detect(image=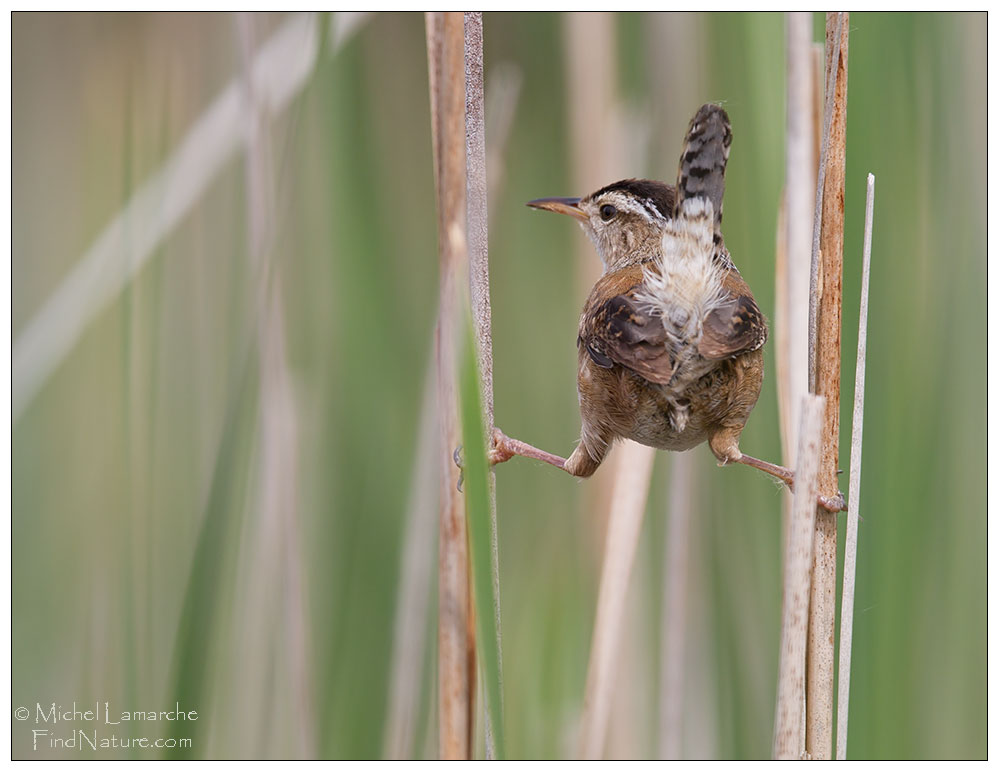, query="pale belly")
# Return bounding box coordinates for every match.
[625,395,710,452]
